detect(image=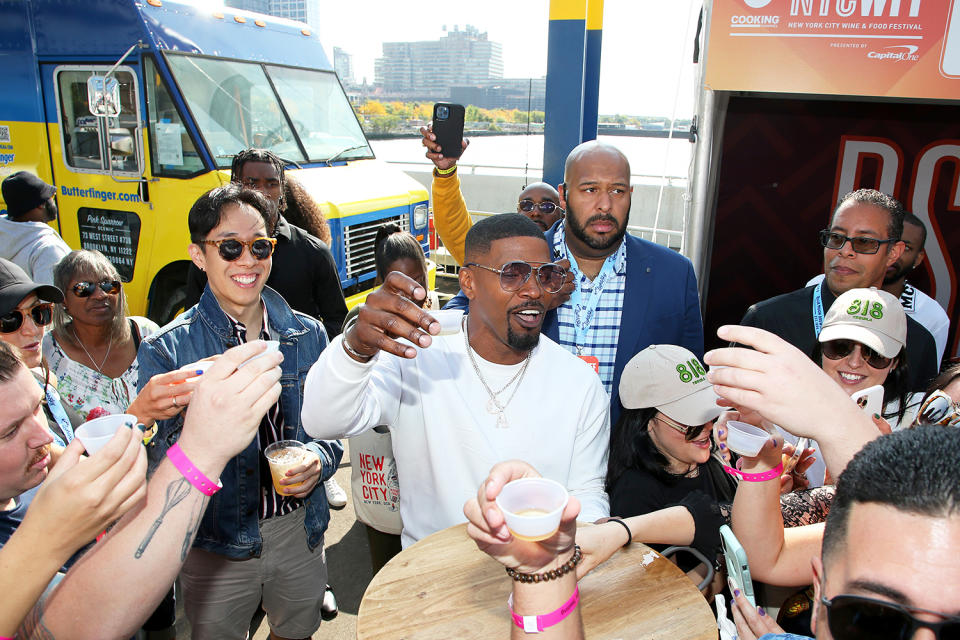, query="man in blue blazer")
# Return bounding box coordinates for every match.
[446,141,703,428]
